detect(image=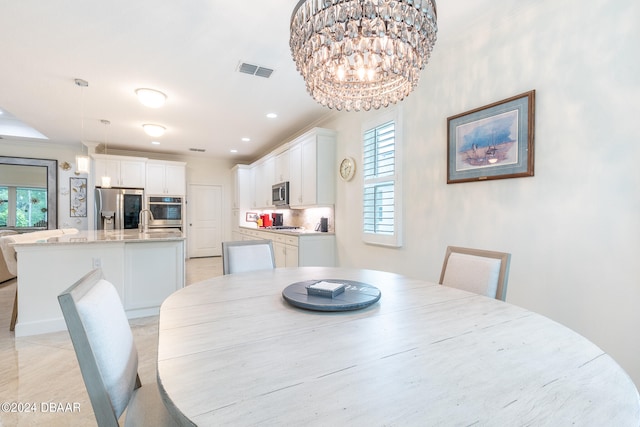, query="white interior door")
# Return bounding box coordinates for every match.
[187,184,222,258]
